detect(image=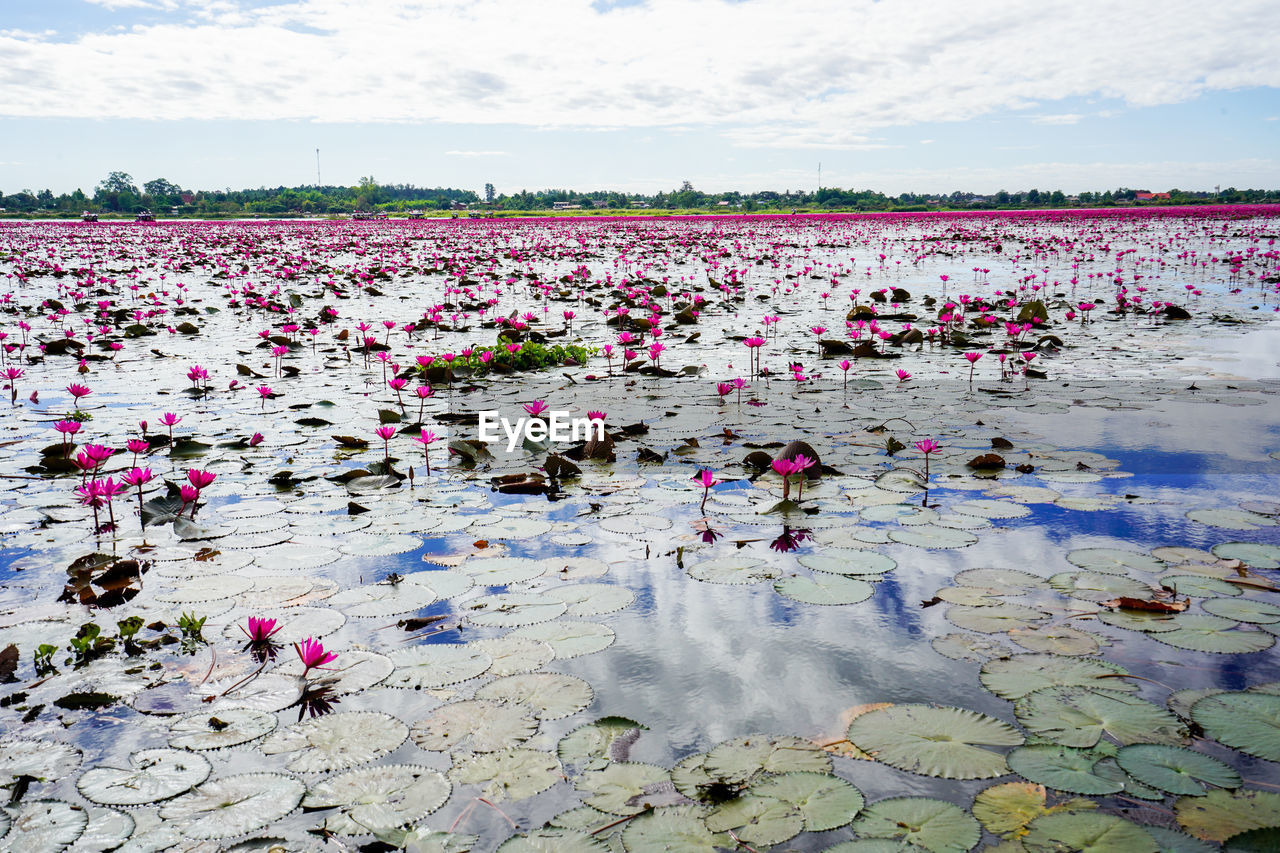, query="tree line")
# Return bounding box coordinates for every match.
[3,172,1278,216]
